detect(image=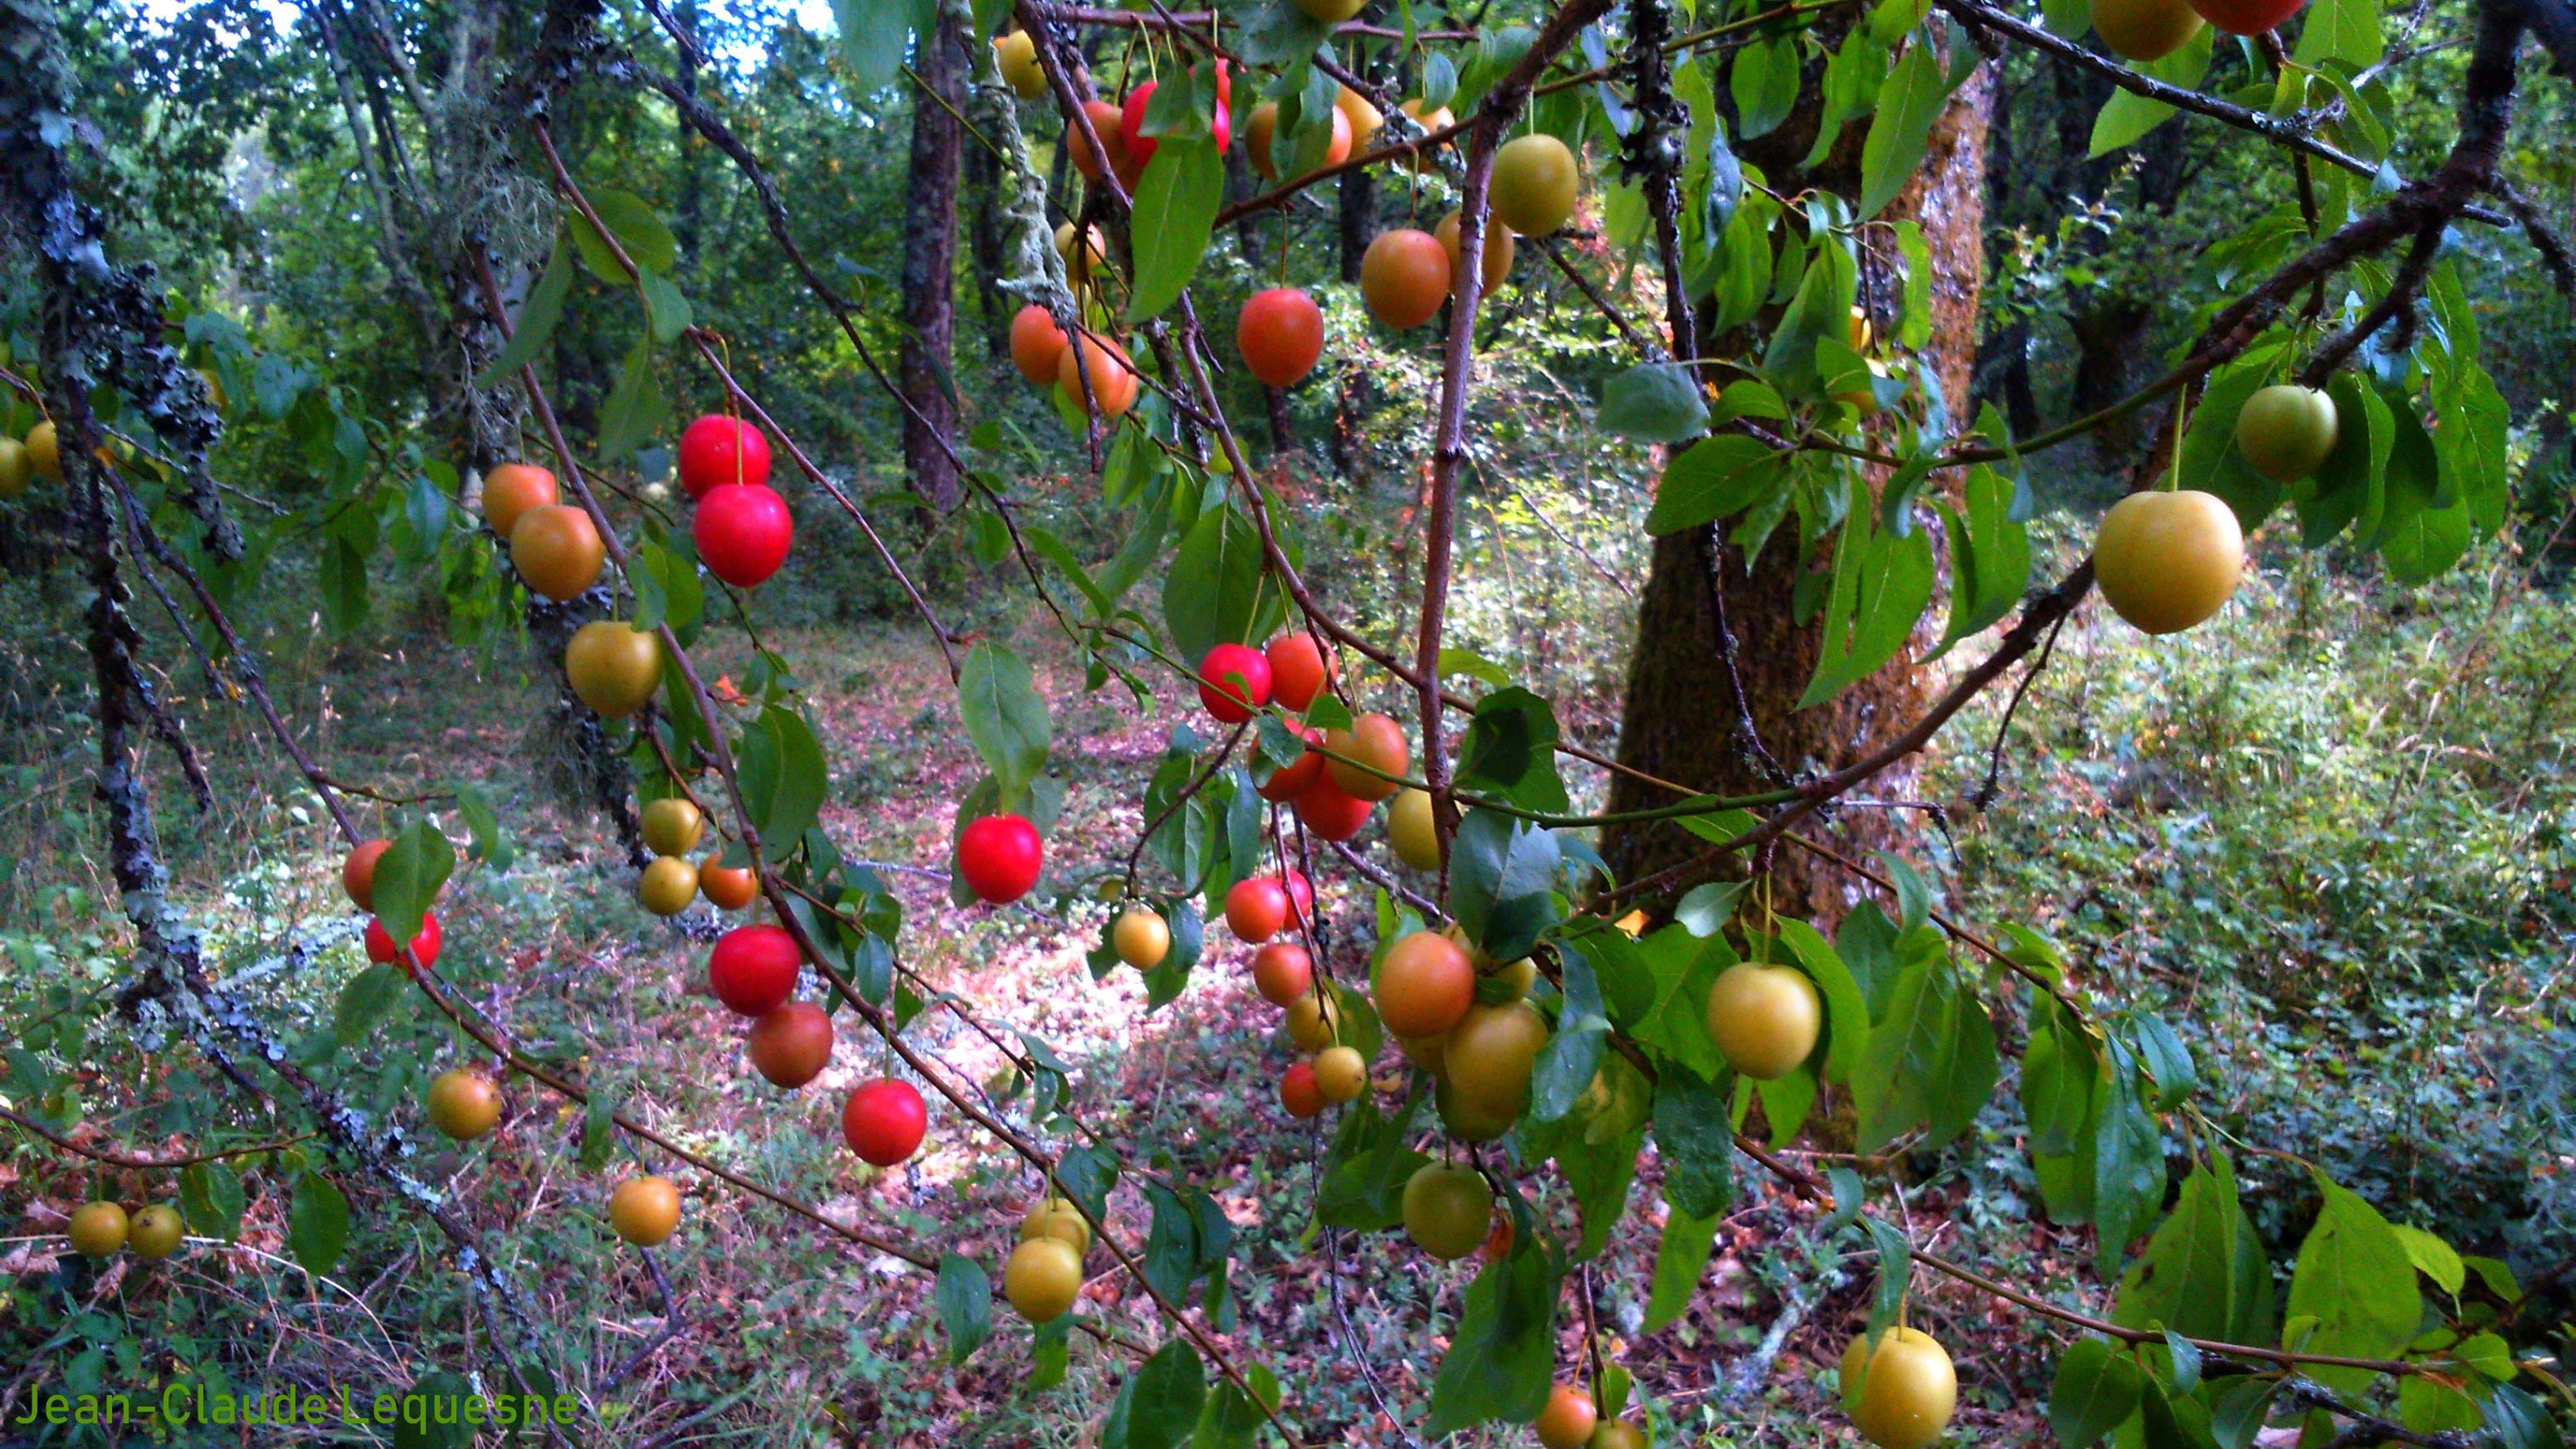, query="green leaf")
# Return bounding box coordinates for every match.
[2285,1171,2423,1393]
[1648,434,1789,535]
[1778,920,1871,1084]
[1126,139,1226,323]
[1650,1066,1736,1217]
[1861,1215,1911,1332]
[934,1254,993,1365]
[1030,1318,1073,1388]
[1102,1340,1208,1449]
[1598,363,1710,443]
[287,1174,350,1276]
[2208,1376,2280,1449]
[1933,463,2030,655]
[1762,240,1860,400]
[598,331,669,463]
[1852,941,1993,1150]
[2088,27,2212,156]
[334,963,407,1045]
[1426,1239,1559,1432]
[2128,1015,2196,1112]
[1675,881,1750,937]
[638,268,693,344]
[451,781,513,871]
[2137,1375,2219,1449]
[630,539,705,638]
[1454,688,1570,813]
[2049,1338,2144,1447]
[2481,1384,2569,1449]
[2434,360,2511,534]
[957,642,1052,798]
[1446,810,1563,964]
[1798,473,1937,708]
[473,234,573,388]
[1142,1182,1203,1303]
[1192,1373,1272,1449]
[2092,1041,2167,1276]
[568,189,679,281]
[578,1090,616,1169]
[1162,505,1273,664]
[1237,0,1335,65]
[178,1161,246,1240]
[2390,1223,2465,1295]
[391,1373,475,1449]
[735,707,829,862]
[371,820,454,944]
[1731,36,1802,139]
[1053,1144,1120,1223]
[1319,1090,1432,1231]
[1858,41,1963,218]
[831,0,926,91]
[2114,1159,2273,1347]
[2293,0,2382,66]
[1529,939,1610,1124]
[1644,1208,1722,1330]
